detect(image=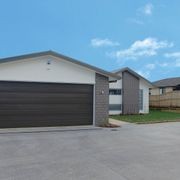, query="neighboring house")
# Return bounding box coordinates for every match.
[150,77,180,95]
[109,67,153,115]
[0,51,119,128]
[150,77,180,108]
